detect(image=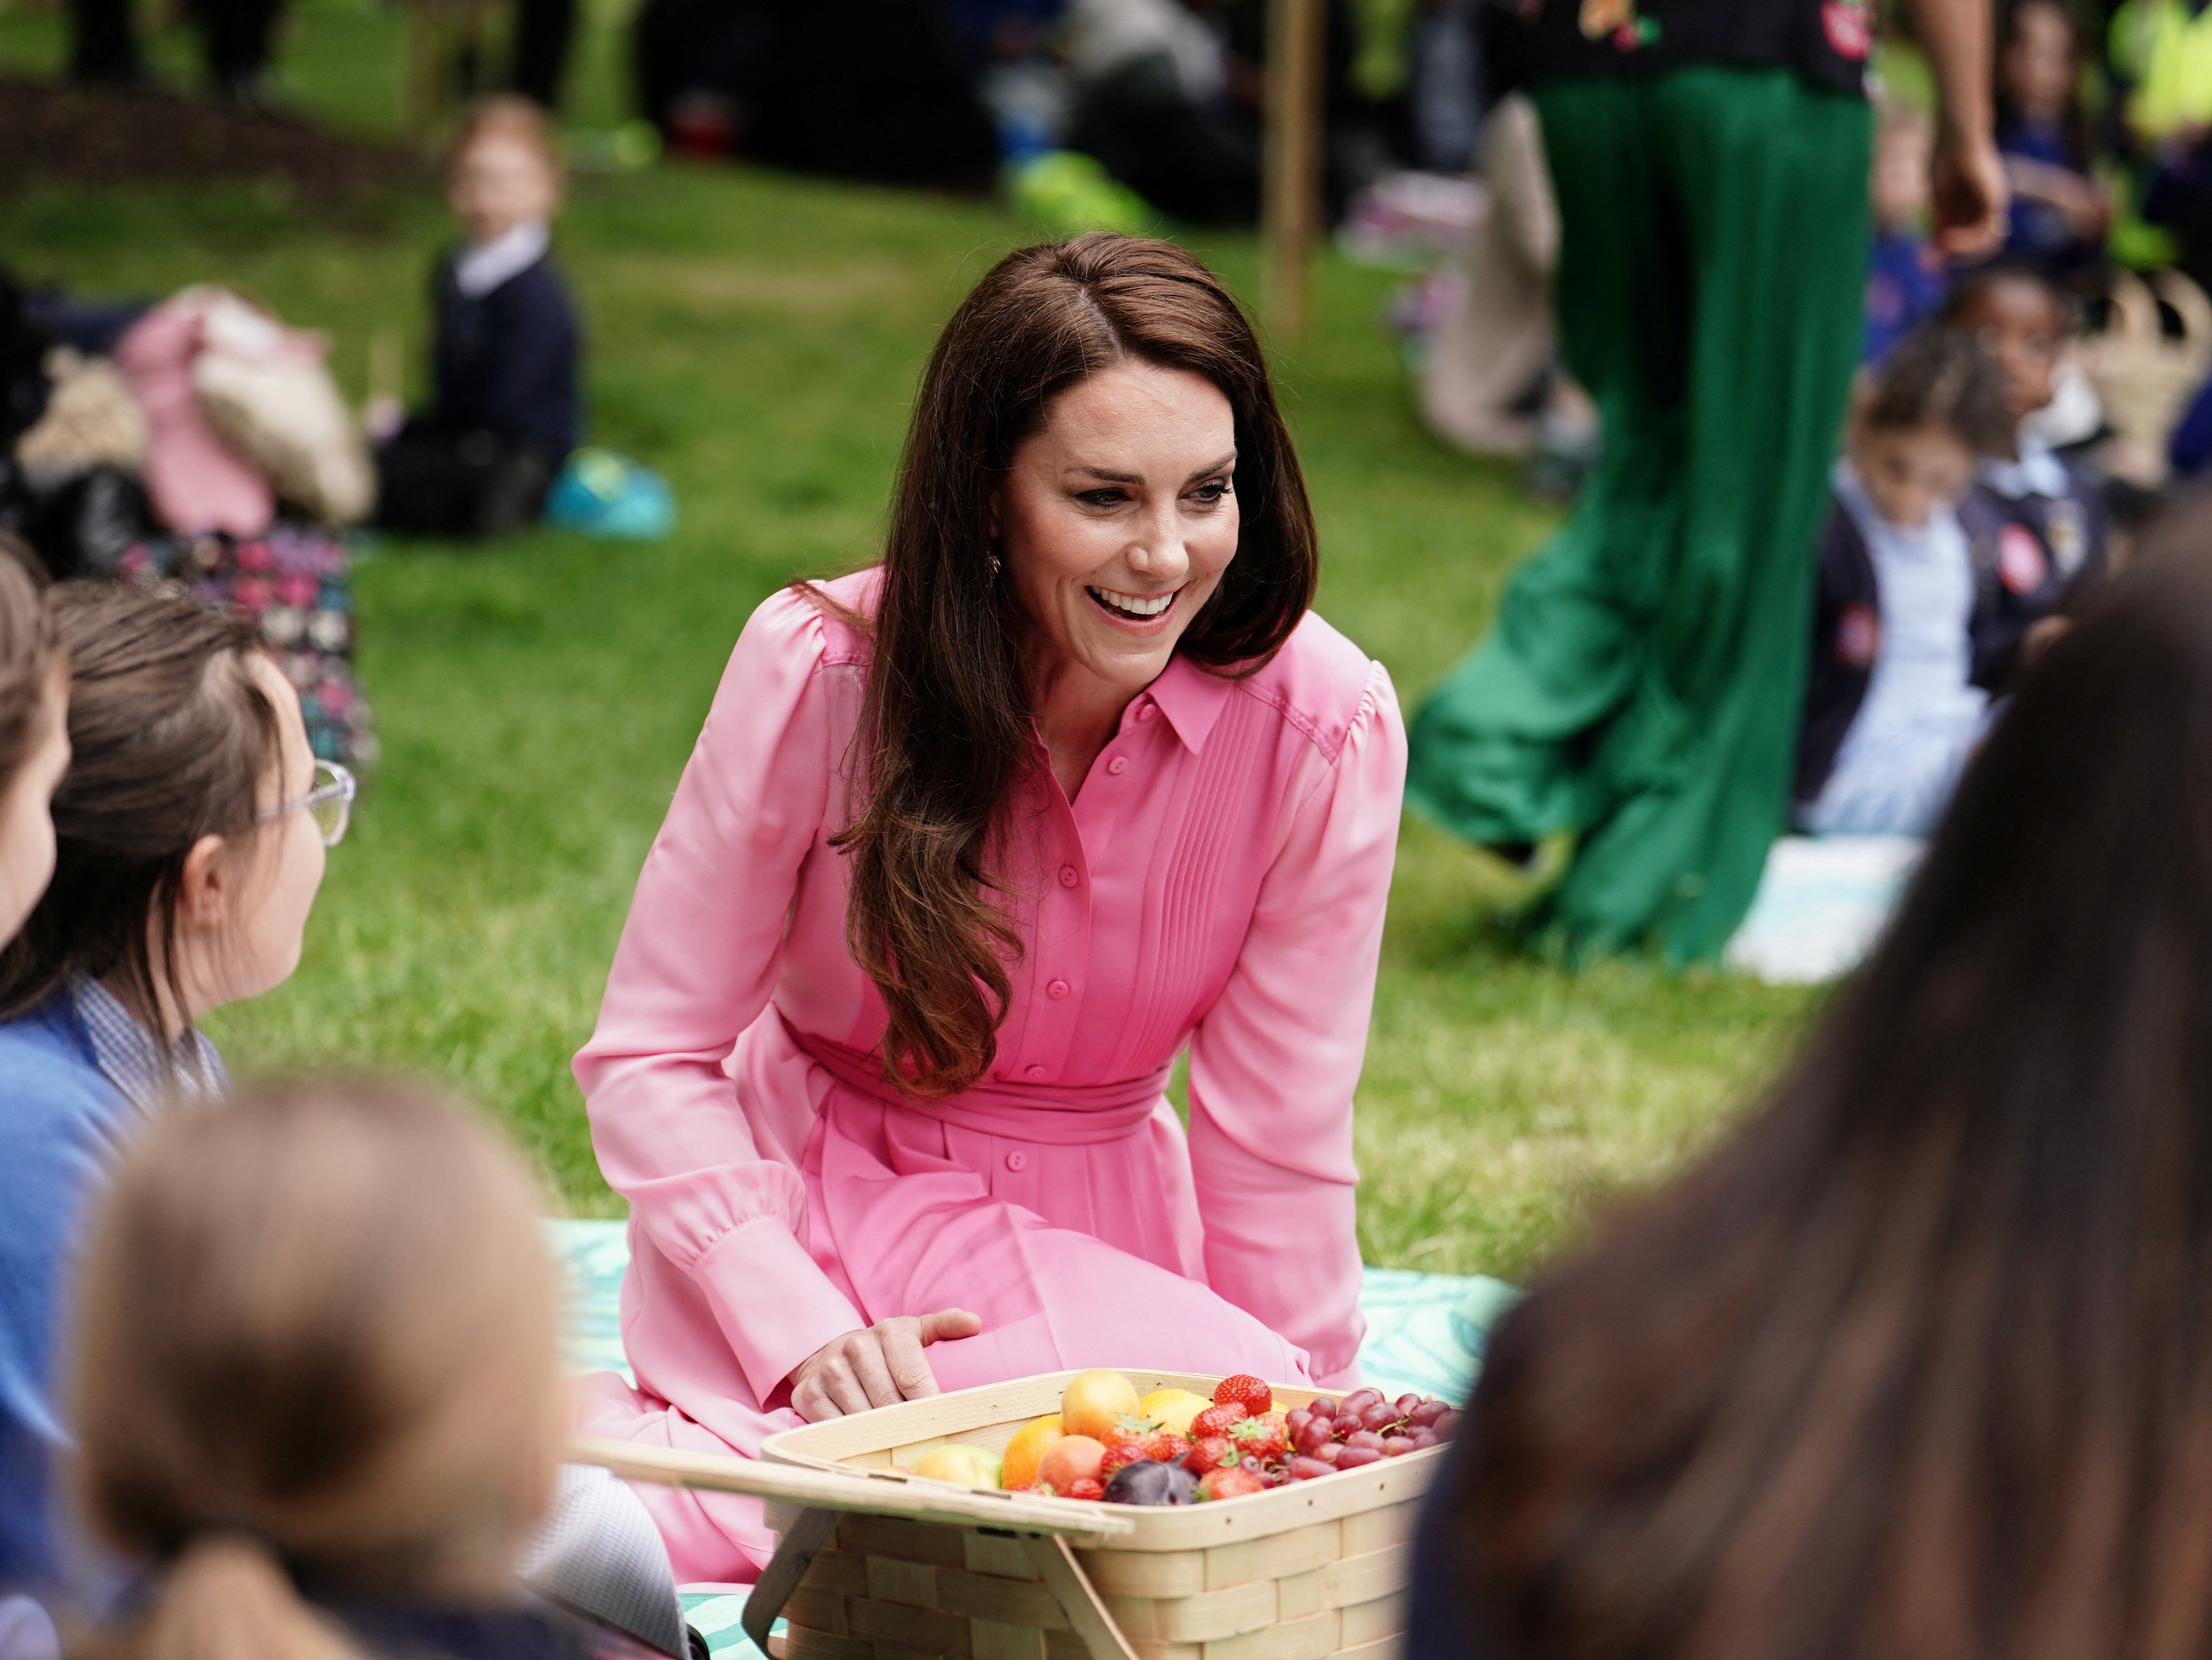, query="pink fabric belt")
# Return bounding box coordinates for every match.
[782,1016,1171,1146]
